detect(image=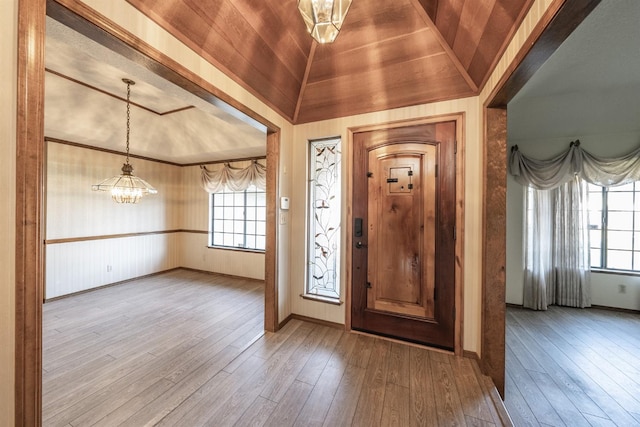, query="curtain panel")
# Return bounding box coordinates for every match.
[509,140,640,310]
[523,179,591,310]
[200,160,266,193]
